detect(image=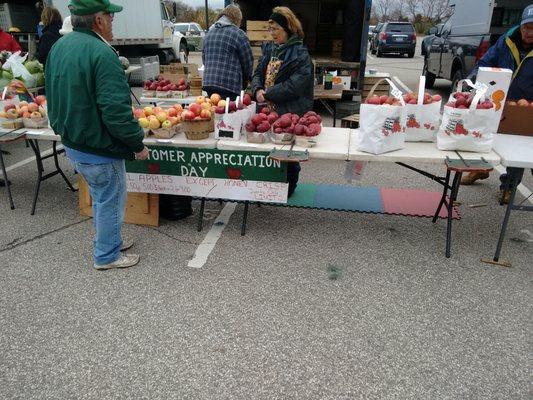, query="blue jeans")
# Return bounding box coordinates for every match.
[69,158,127,265]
